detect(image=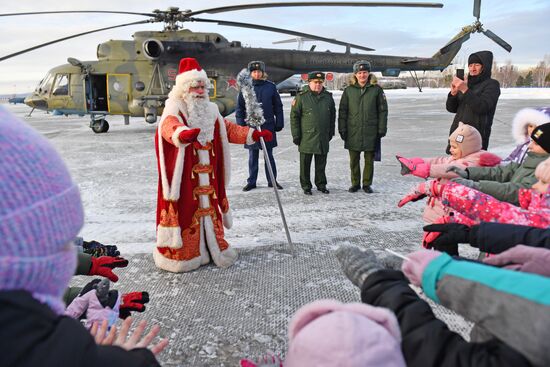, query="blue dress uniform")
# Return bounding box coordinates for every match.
[236,61,284,190]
